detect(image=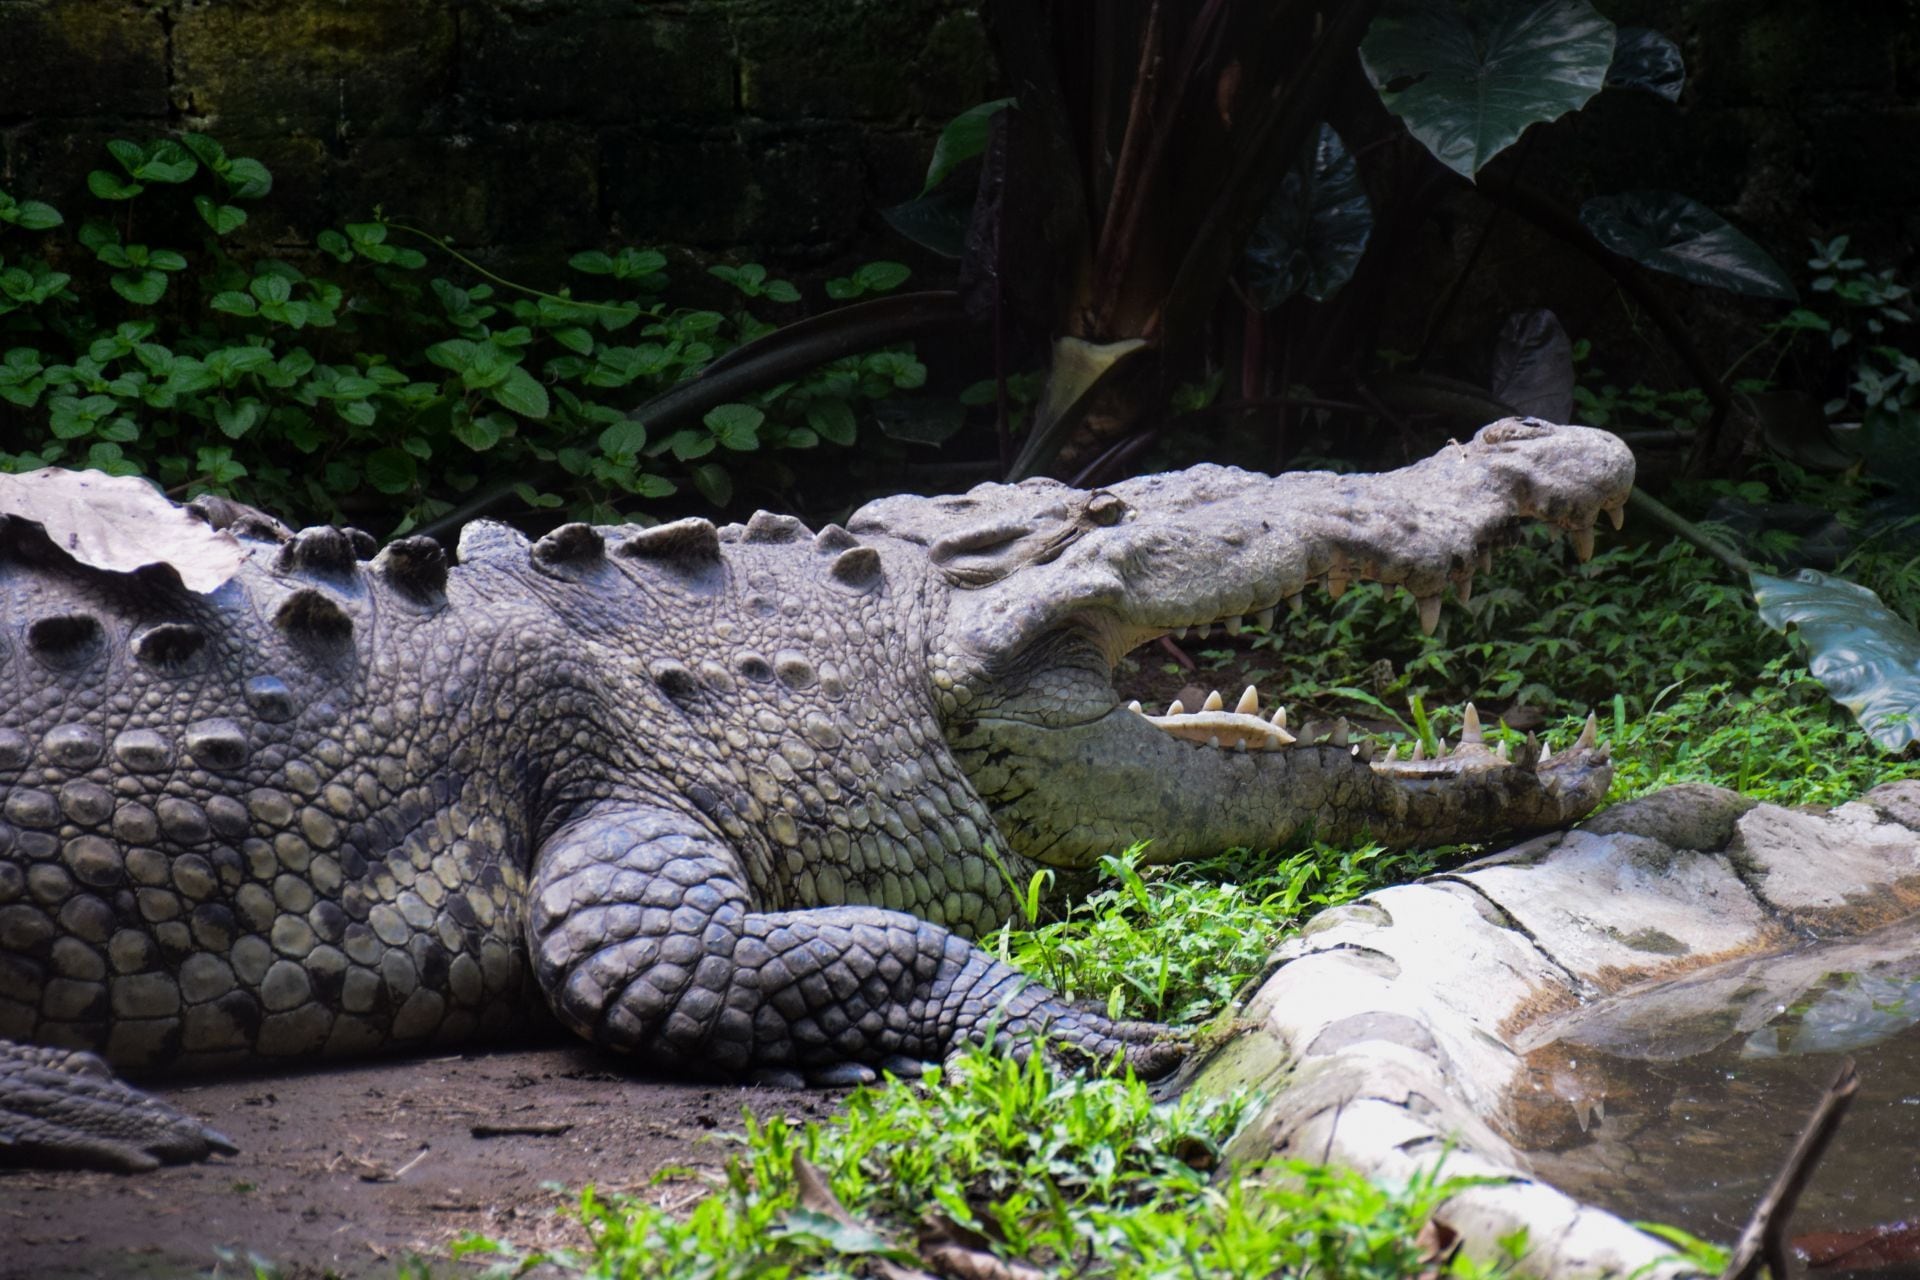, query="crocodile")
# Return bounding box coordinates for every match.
[0,418,1632,1170]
